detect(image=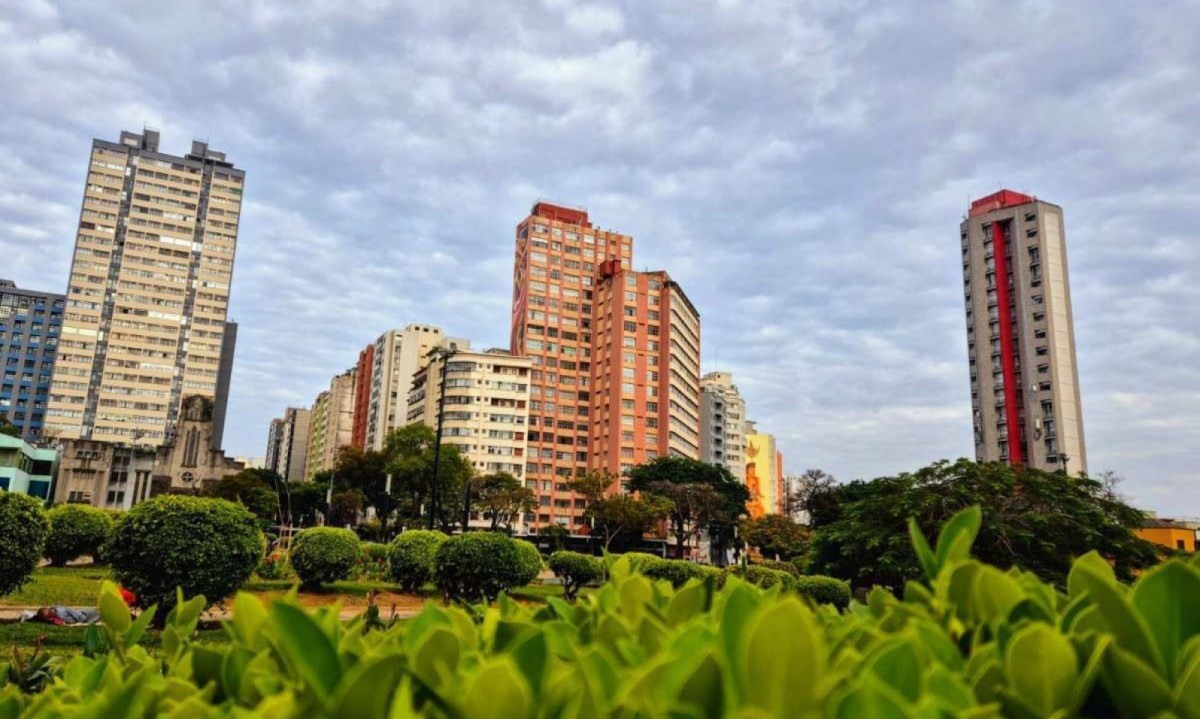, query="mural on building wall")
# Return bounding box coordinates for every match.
[745,434,778,518]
